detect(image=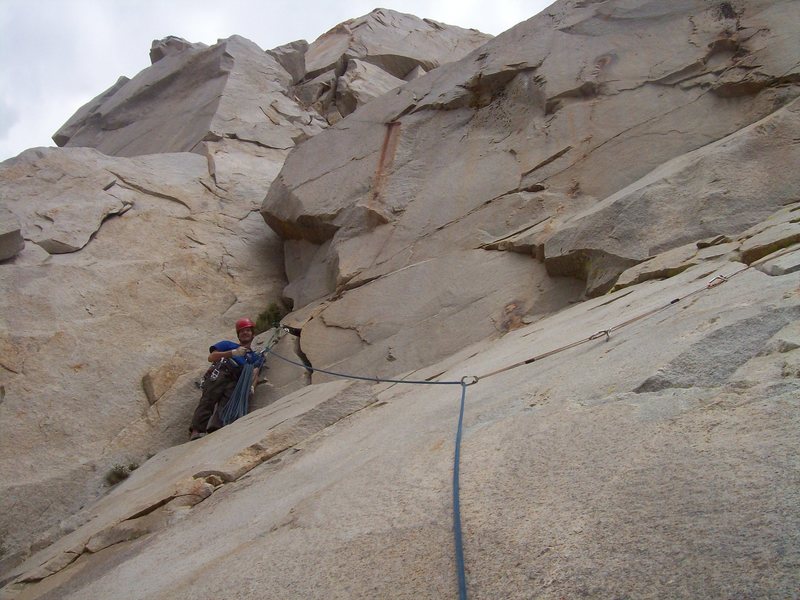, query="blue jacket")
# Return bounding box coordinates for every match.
[210,340,265,368]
